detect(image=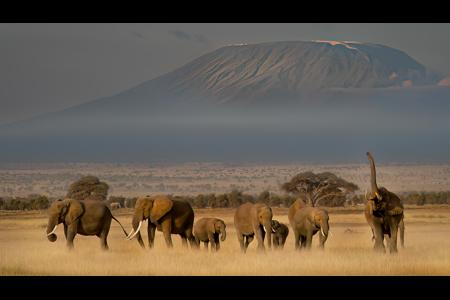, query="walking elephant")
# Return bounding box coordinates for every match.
[271,220,289,249]
[234,202,275,252]
[194,218,226,252]
[45,199,128,251]
[290,204,330,250]
[110,202,122,210]
[125,195,196,249]
[365,152,404,253]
